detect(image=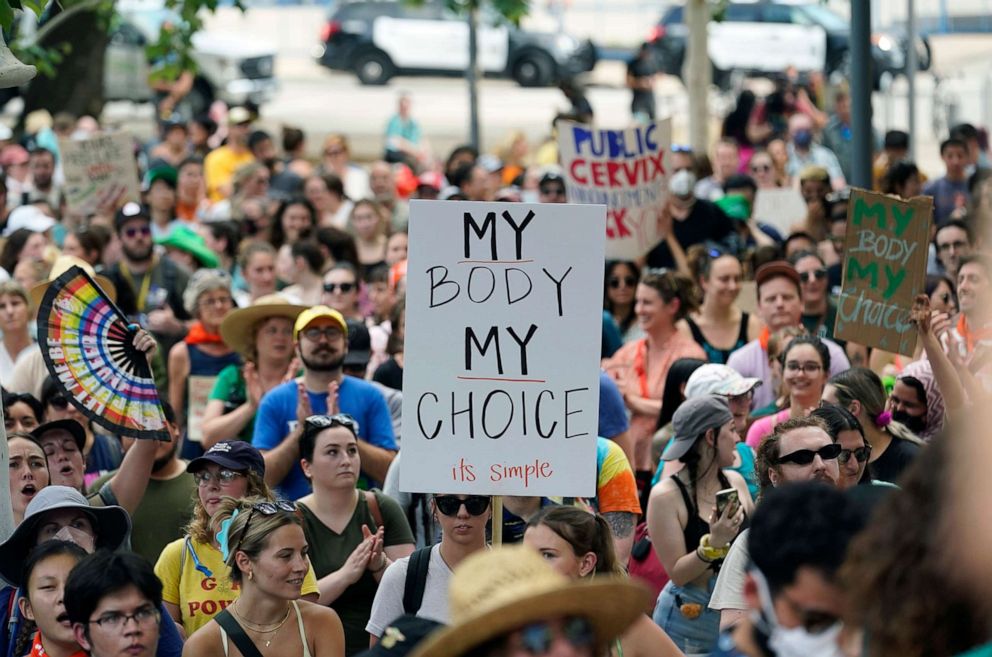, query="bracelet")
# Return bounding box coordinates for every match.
[699,534,730,561]
[695,546,713,563]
